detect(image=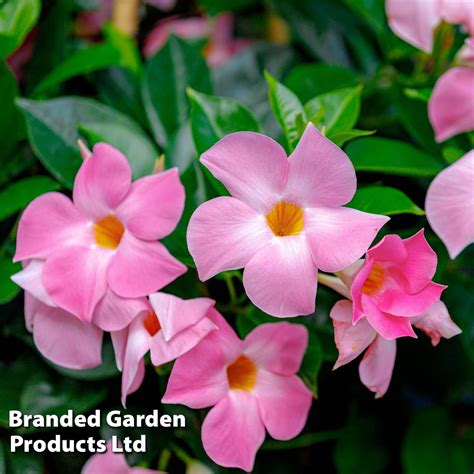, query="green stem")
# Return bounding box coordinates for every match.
[158,448,172,471]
